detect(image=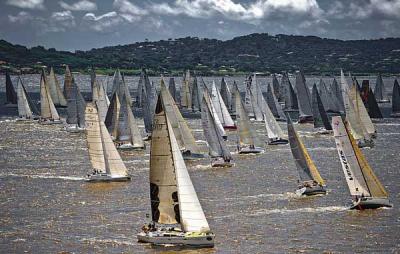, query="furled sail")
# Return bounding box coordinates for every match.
[47,67,67,107]
[311,84,332,130]
[201,96,231,160]
[17,77,33,119]
[220,78,232,111]
[85,103,128,177]
[66,82,86,127]
[40,70,60,121]
[374,74,388,102]
[392,79,400,115]
[63,65,74,99]
[332,116,388,198]
[210,81,235,128]
[235,90,256,147]
[287,115,325,185]
[169,77,177,102]
[5,71,17,104]
[295,71,313,121]
[160,79,201,155]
